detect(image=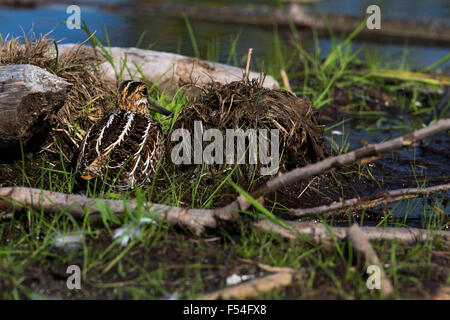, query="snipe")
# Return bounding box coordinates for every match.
[75,80,172,190]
